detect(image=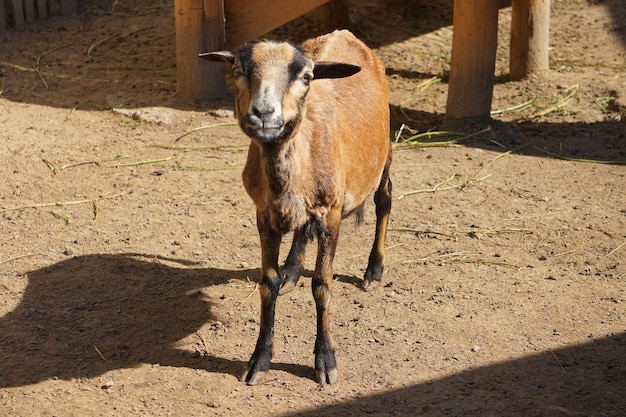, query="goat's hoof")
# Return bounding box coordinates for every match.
[315,367,338,386]
[278,280,296,295]
[361,278,381,292]
[314,347,338,385]
[240,367,266,386]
